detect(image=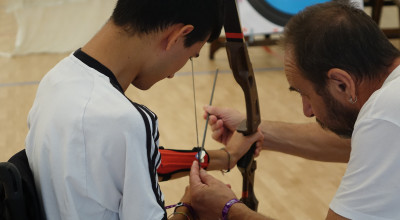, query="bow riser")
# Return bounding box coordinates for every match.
[226,42,261,135]
[224,0,261,212]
